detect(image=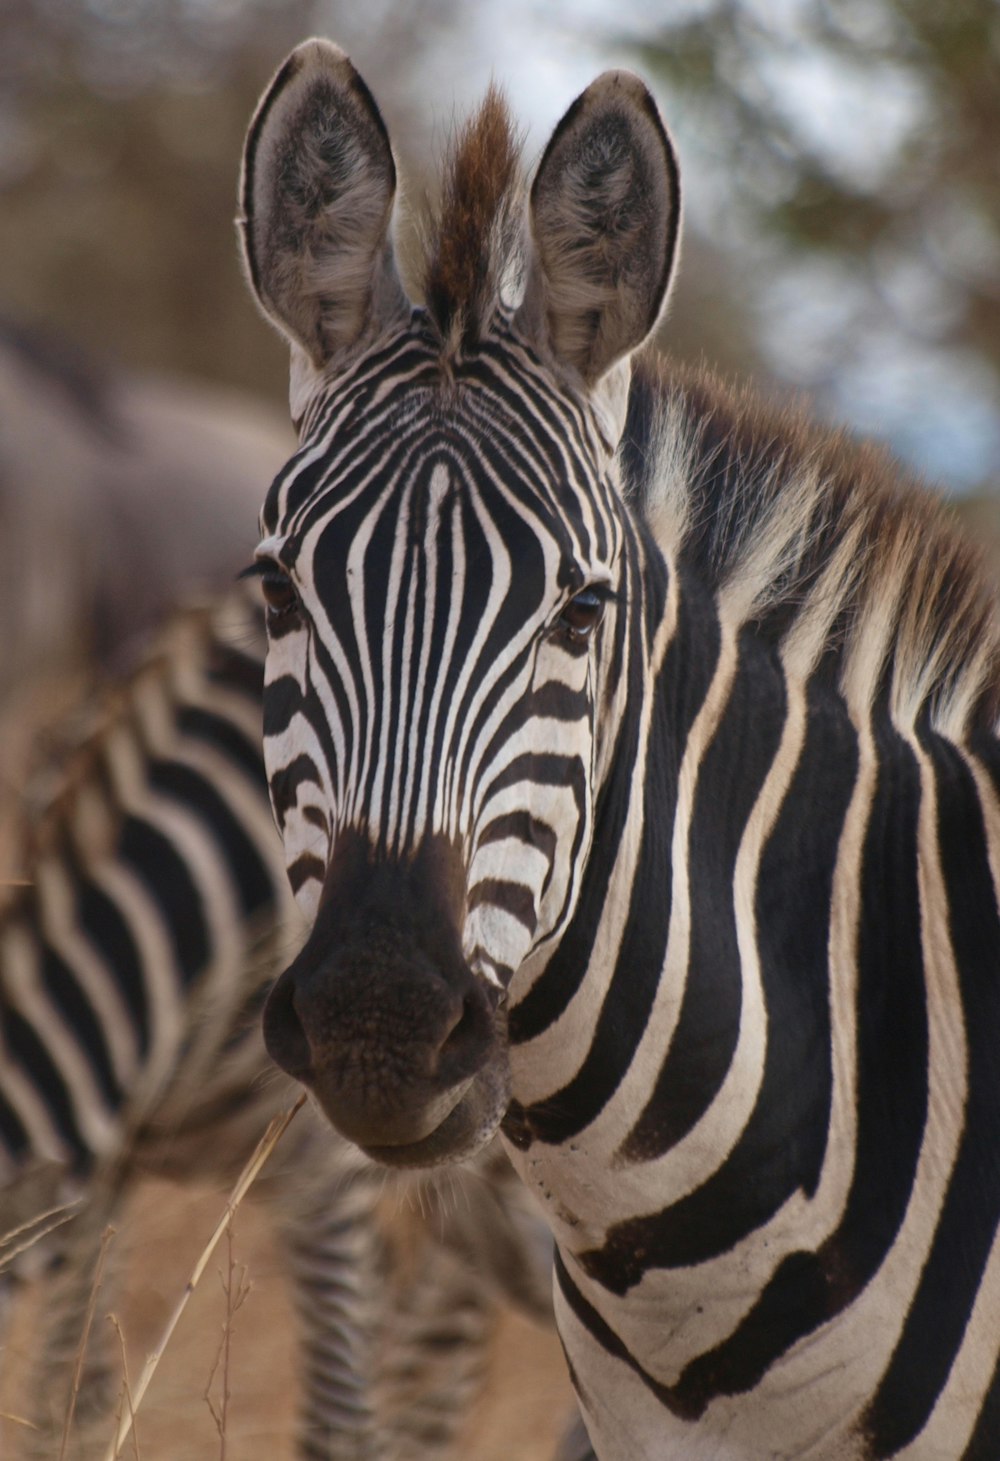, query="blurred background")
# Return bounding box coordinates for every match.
[0,4,998,1455]
[2,0,999,495]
